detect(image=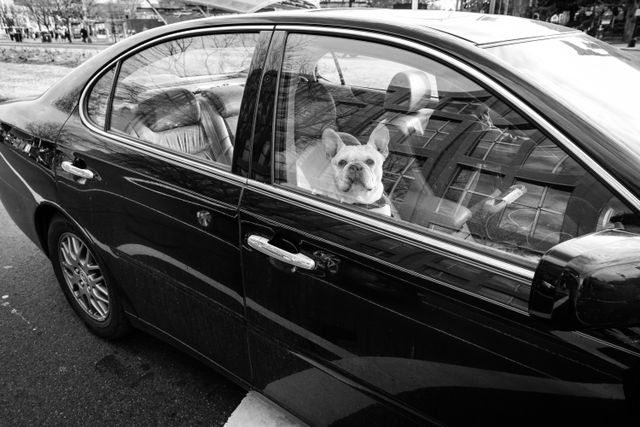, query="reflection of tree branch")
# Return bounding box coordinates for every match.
[54,86,82,114]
